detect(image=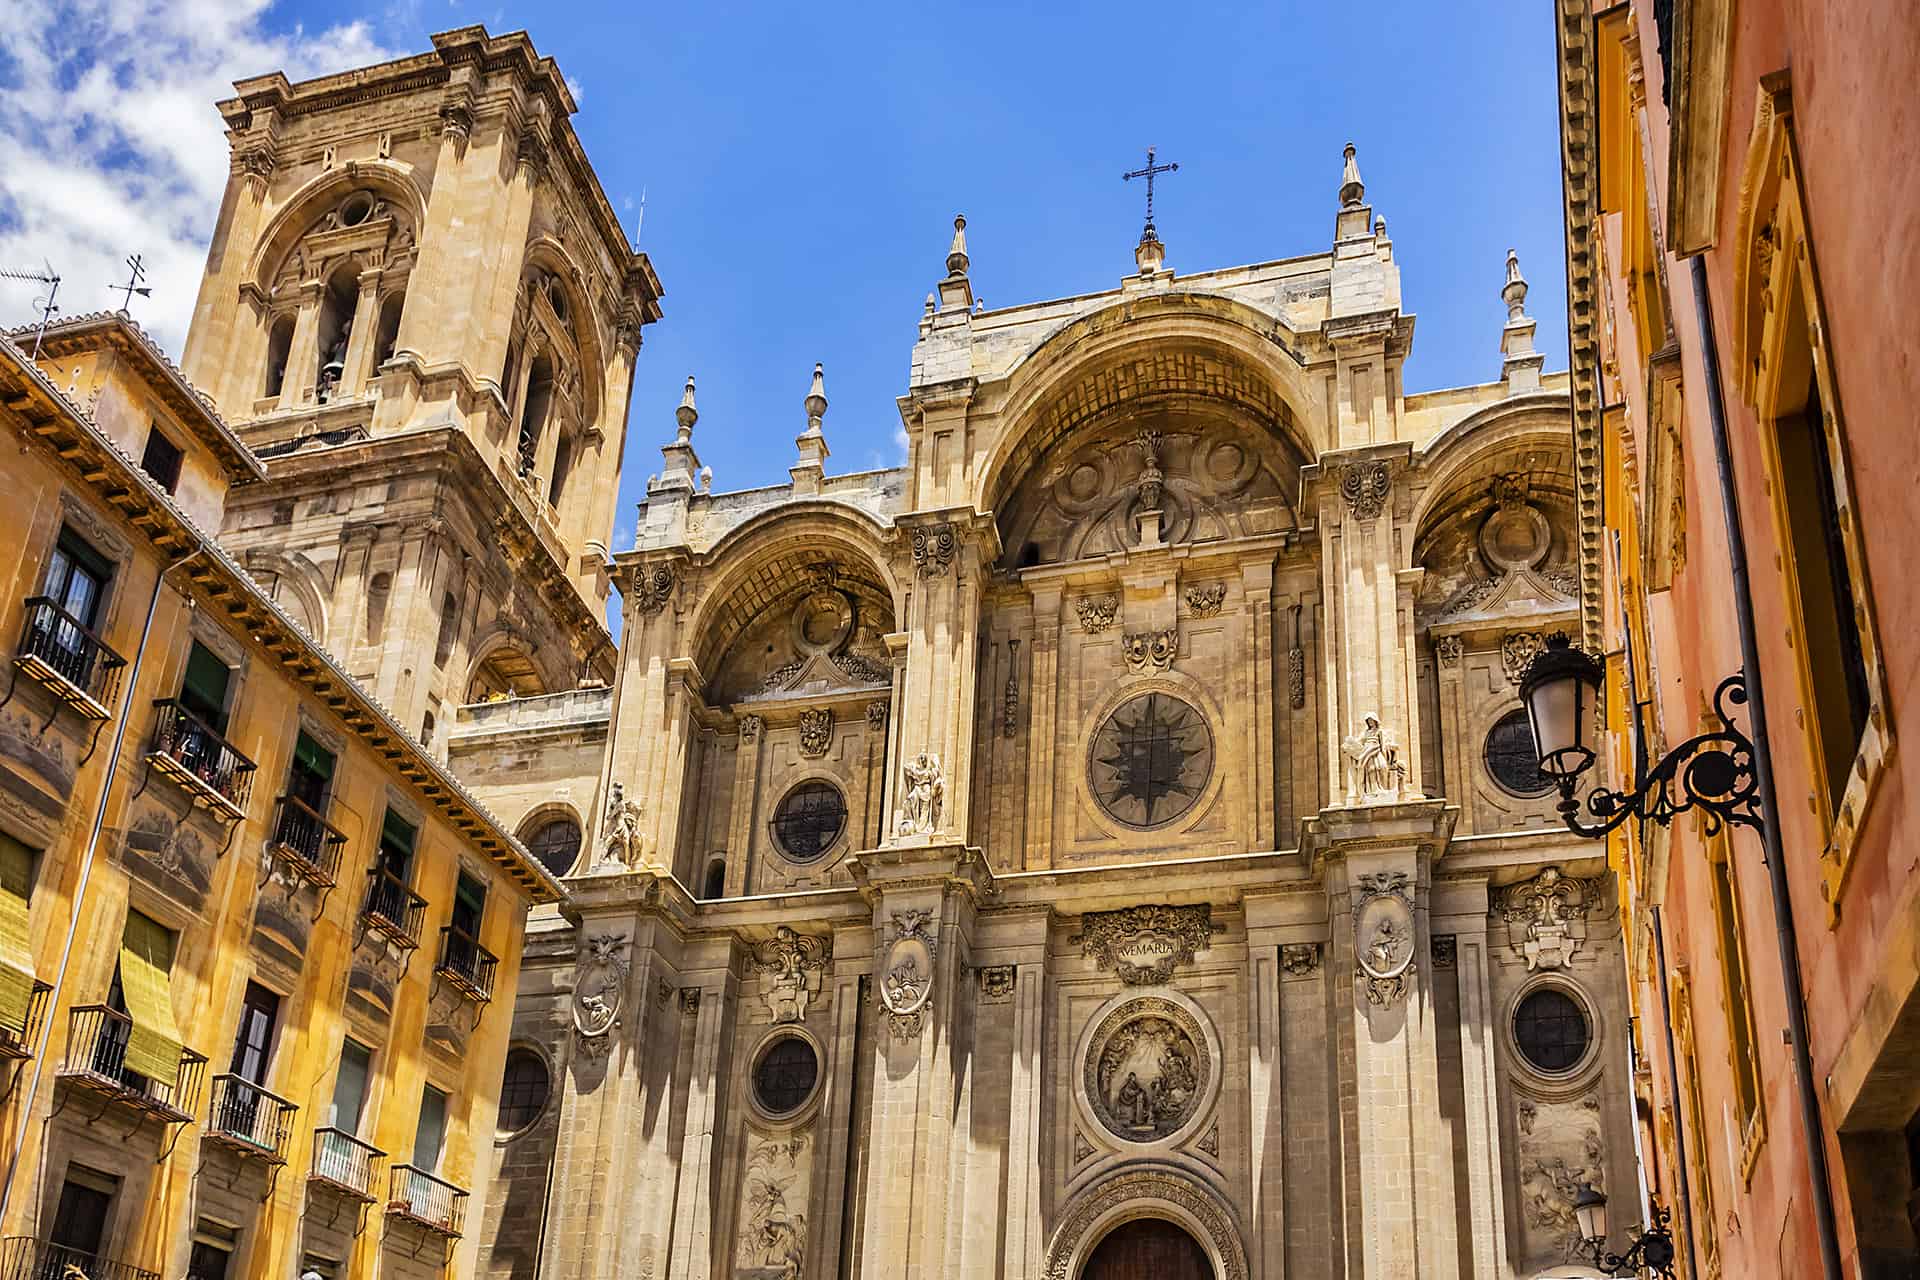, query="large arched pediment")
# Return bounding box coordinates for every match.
[246,161,427,294]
